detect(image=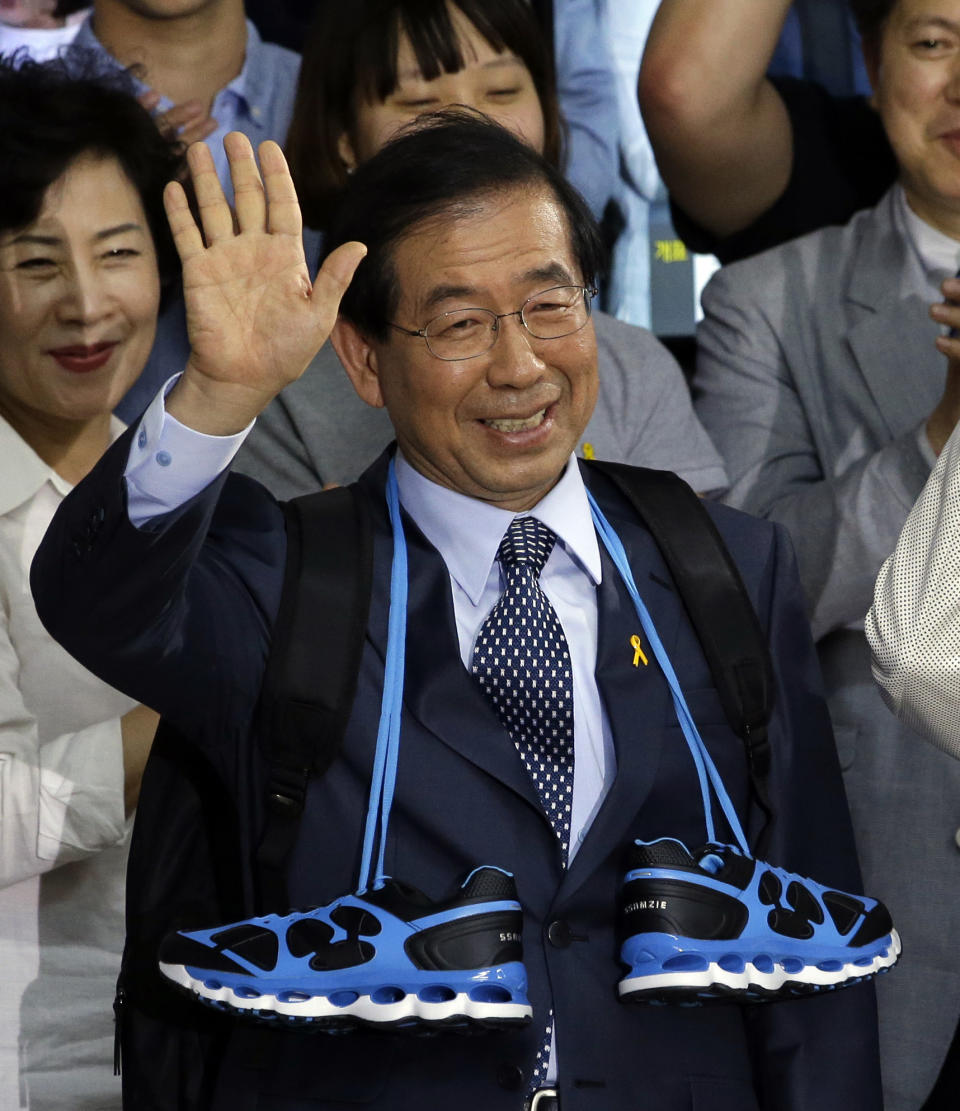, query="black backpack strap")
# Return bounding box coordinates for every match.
[255,484,374,907]
[589,461,777,844]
